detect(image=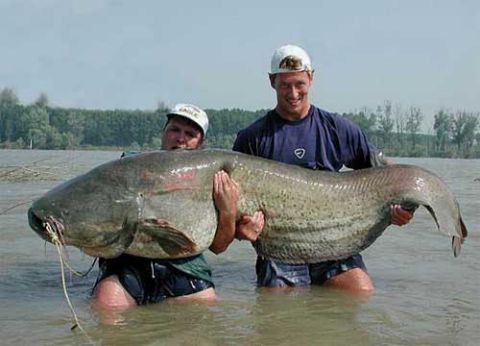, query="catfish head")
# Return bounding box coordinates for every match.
[28,160,140,258]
